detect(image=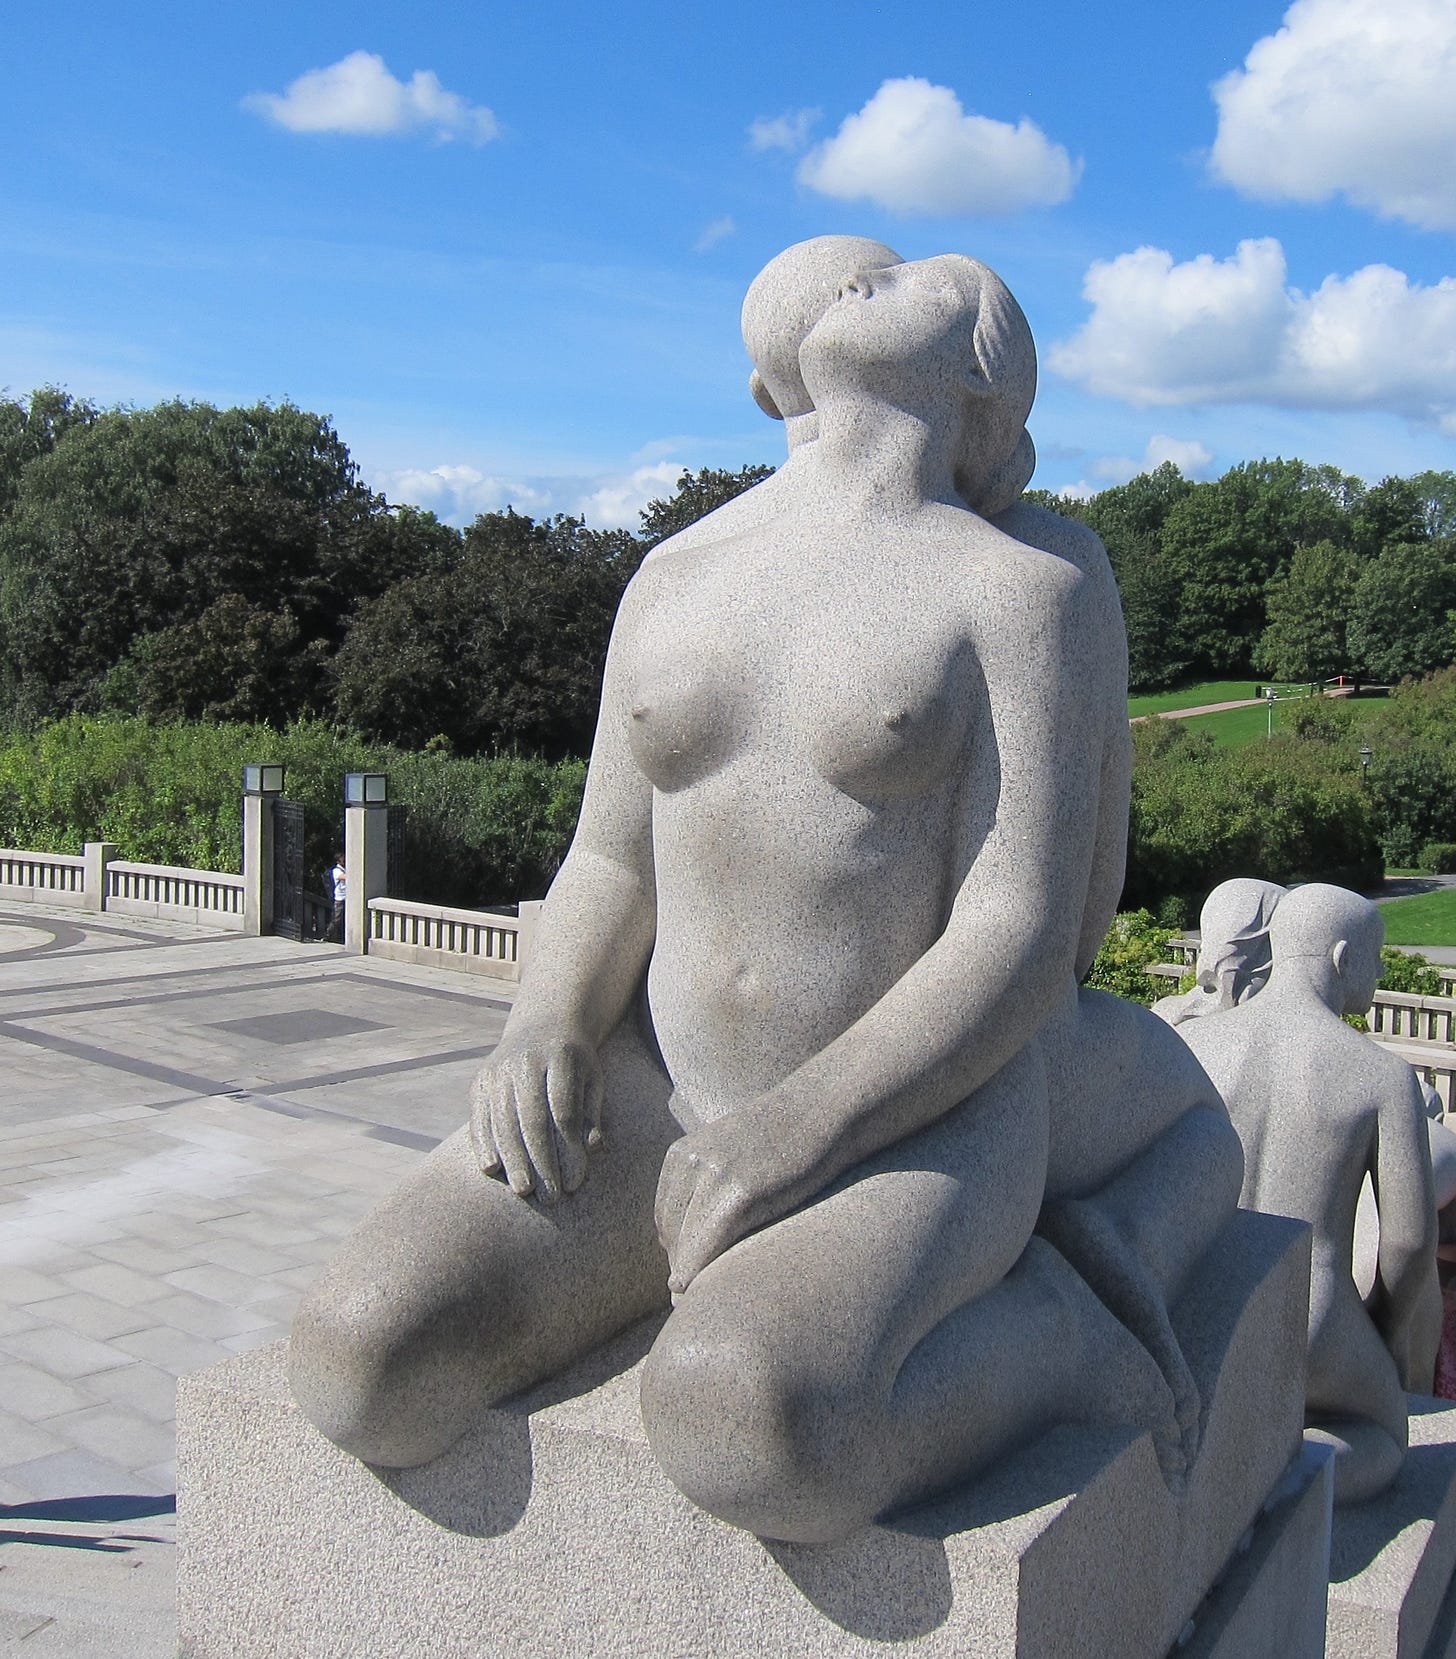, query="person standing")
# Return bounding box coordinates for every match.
[327,852,346,943]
